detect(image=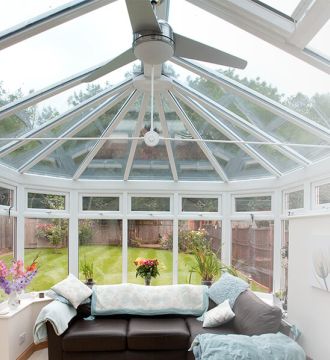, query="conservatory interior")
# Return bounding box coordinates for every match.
[0,0,329,359]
